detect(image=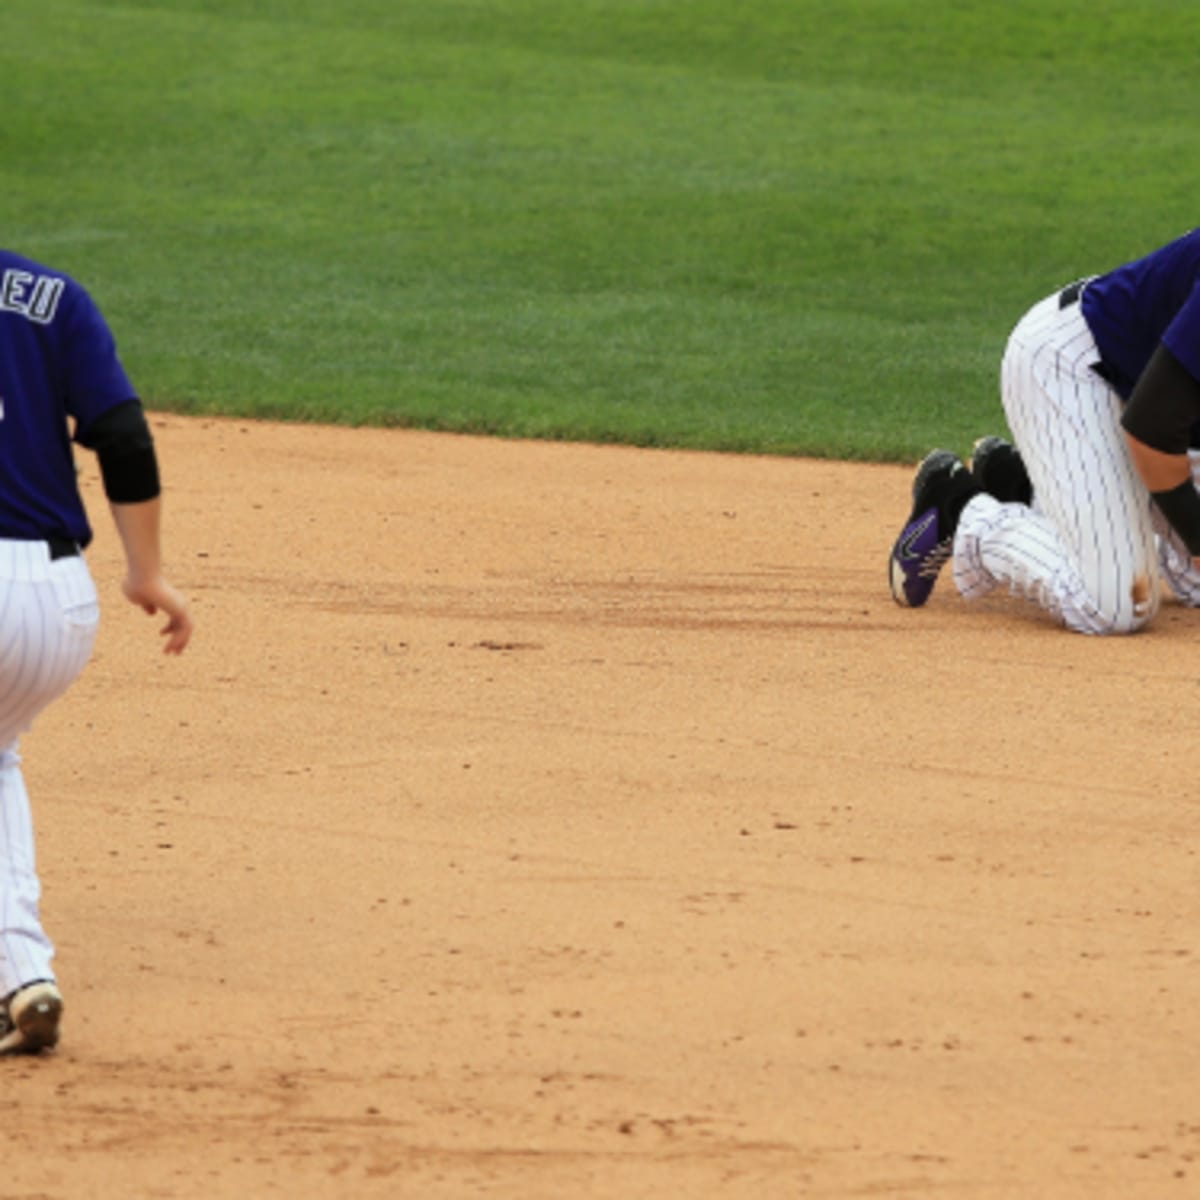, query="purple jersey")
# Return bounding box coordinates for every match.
[0,249,136,546]
[1081,229,1200,399]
